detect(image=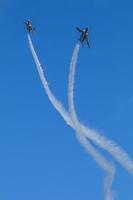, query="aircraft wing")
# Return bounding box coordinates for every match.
[86,37,90,48]
[76,27,83,32]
